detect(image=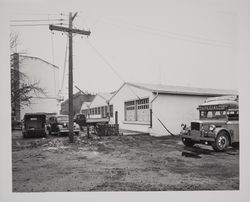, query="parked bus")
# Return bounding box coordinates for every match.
[180,95,239,151]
